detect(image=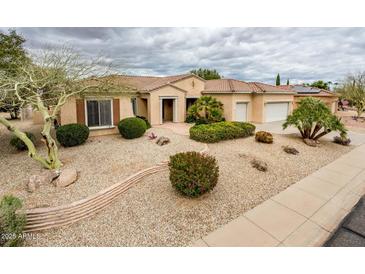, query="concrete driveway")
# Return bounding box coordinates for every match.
[255,121,365,146]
